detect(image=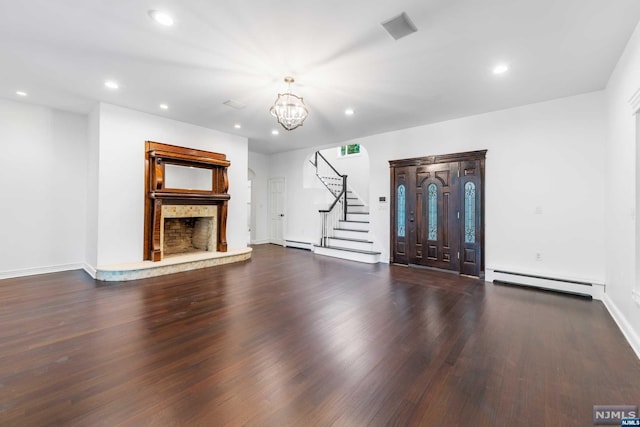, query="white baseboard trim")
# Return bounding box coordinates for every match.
[83,263,97,279]
[0,263,84,281]
[486,267,605,300]
[284,240,313,251]
[602,293,640,360]
[250,239,270,245]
